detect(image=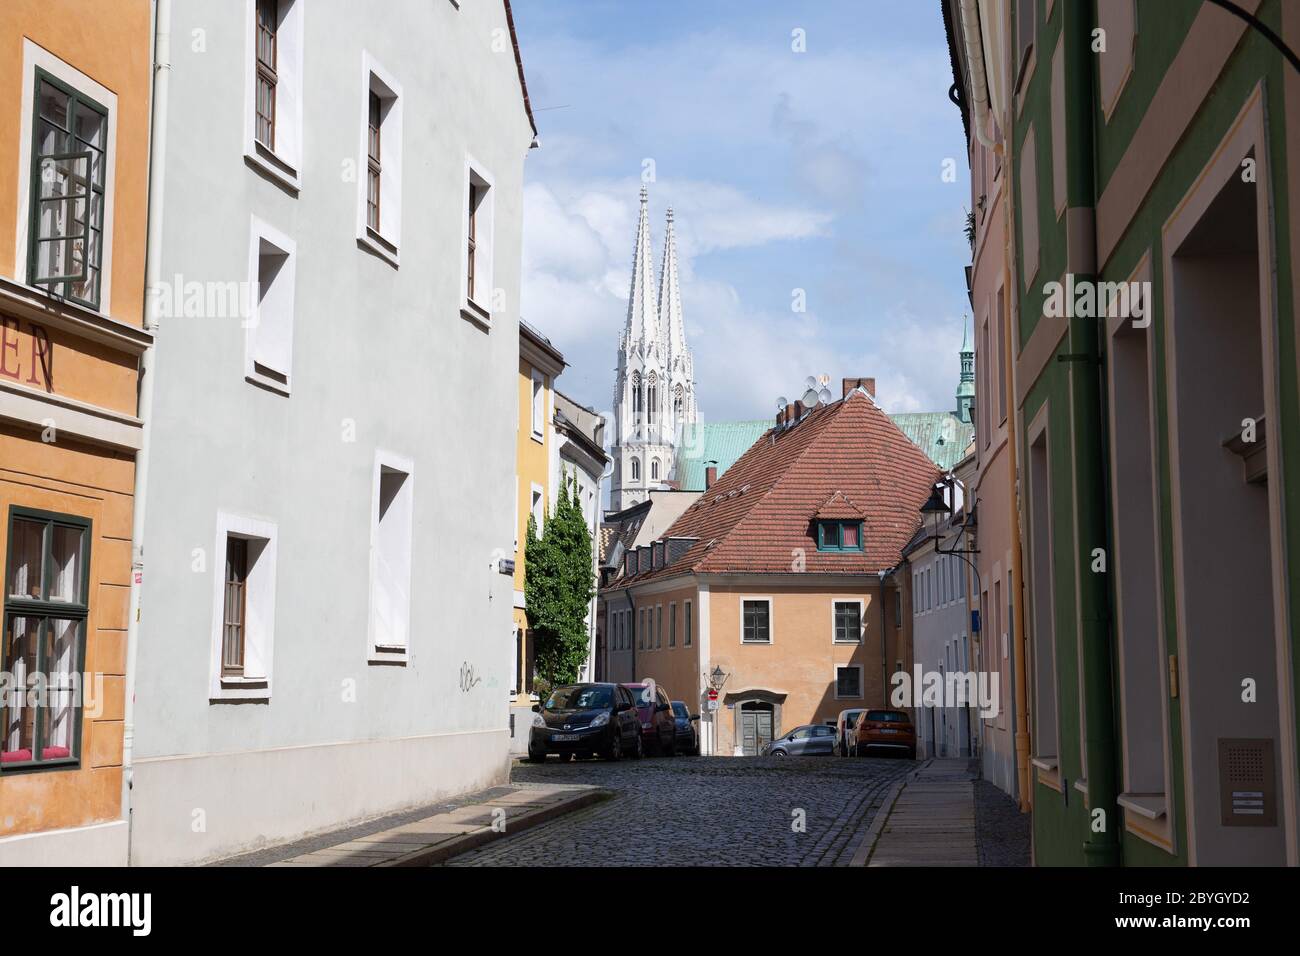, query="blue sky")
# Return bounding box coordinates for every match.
[511,0,972,424]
